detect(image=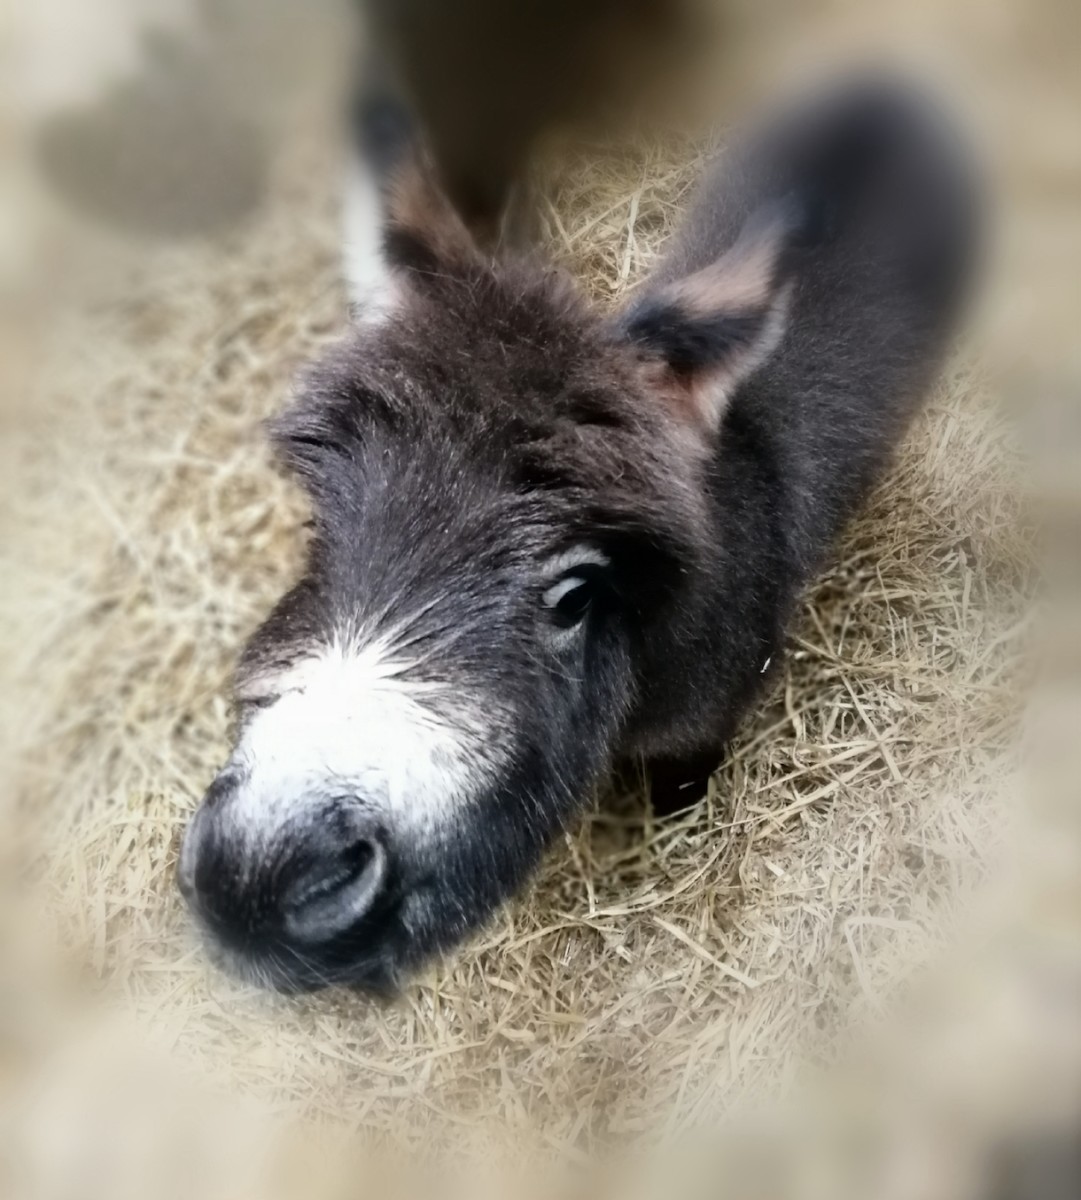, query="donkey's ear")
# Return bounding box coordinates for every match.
[616,196,812,430]
[342,88,481,321]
